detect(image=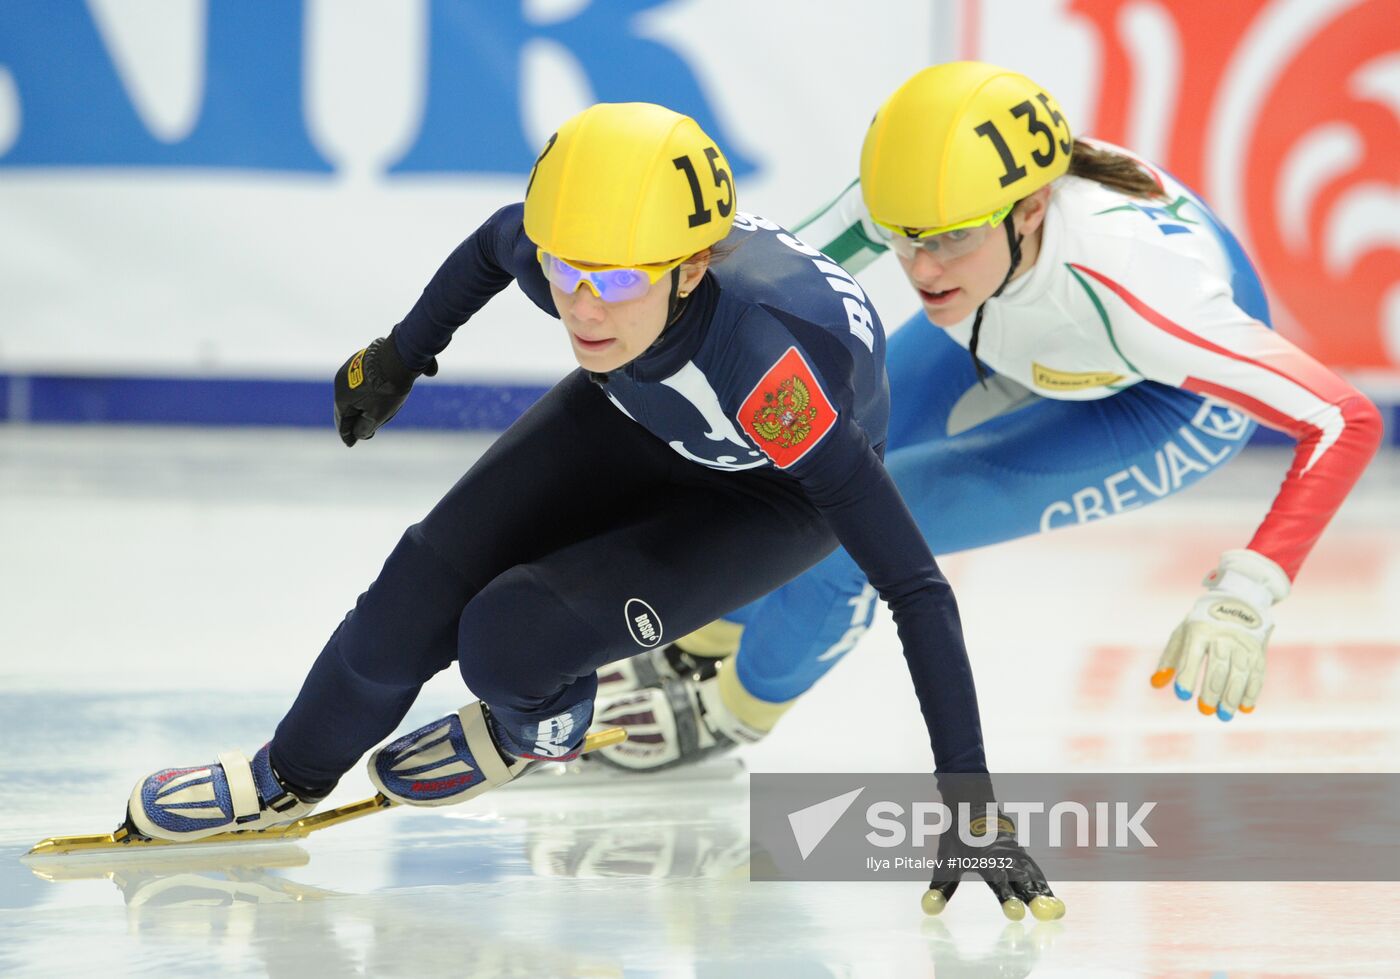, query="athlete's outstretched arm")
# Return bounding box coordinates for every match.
[789,412,1072,919]
[1075,252,1383,719]
[332,204,550,445]
[1081,257,1383,579]
[791,417,988,775]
